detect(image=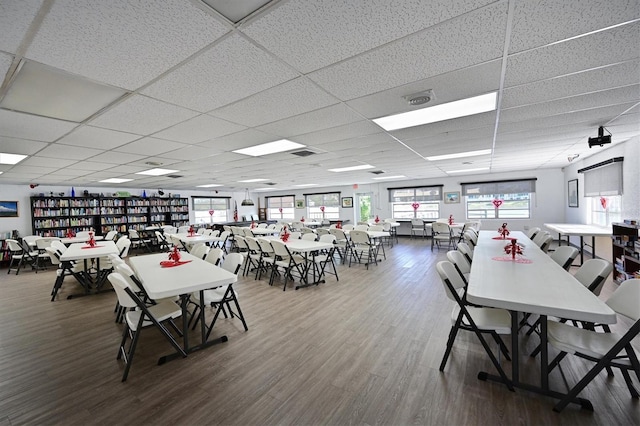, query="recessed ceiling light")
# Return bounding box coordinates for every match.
[238,178,268,183]
[99,178,133,183]
[135,168,178,176]
[373,92,497,131]
[233,139,306,157]
[196,184,223,188]
[294,183,320,187]
[446,167,490,174]
[426,149,492,161]
[0,153,28,165]
[372,175,406,180]
[328,164,375,173]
